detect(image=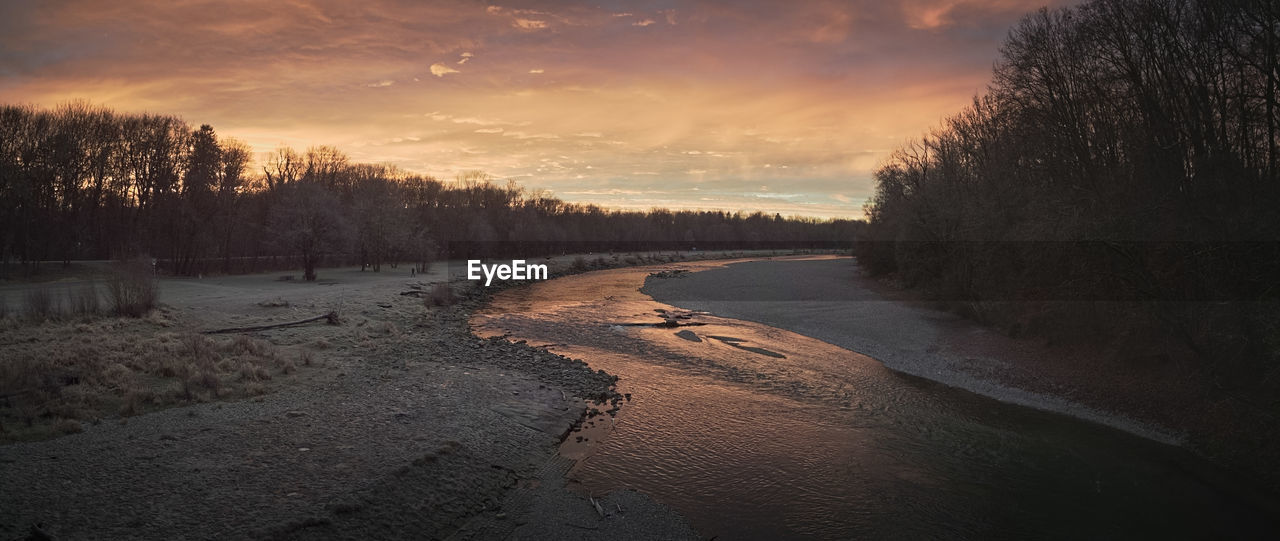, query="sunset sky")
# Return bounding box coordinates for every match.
[0,0,1077,218]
